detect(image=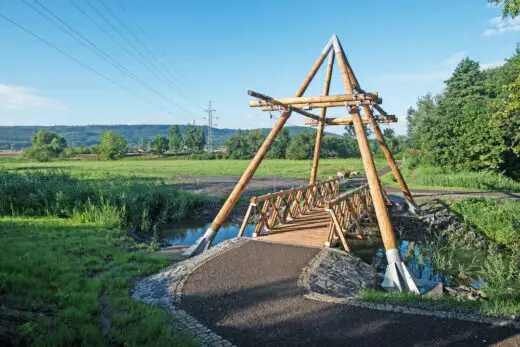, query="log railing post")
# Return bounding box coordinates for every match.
[184,39,334,256]
[310,50,334,184]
